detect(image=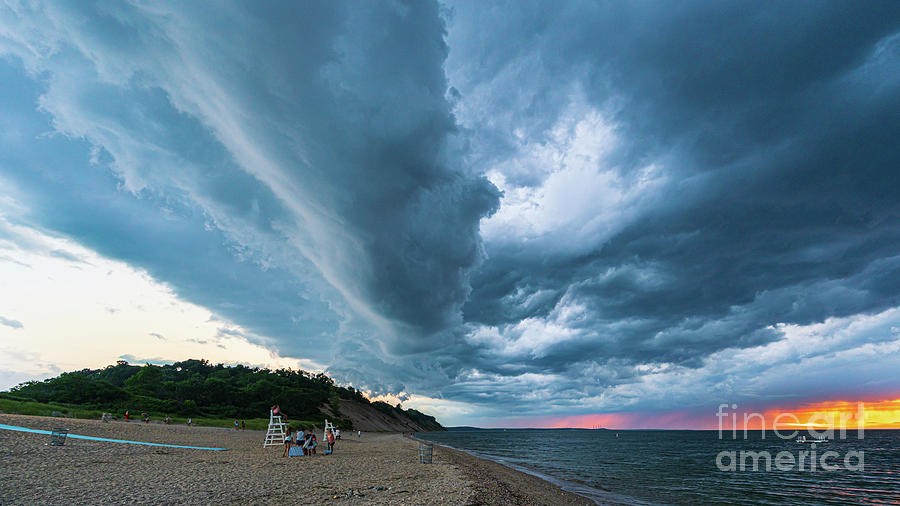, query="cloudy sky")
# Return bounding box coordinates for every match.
[1,1,899,427]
